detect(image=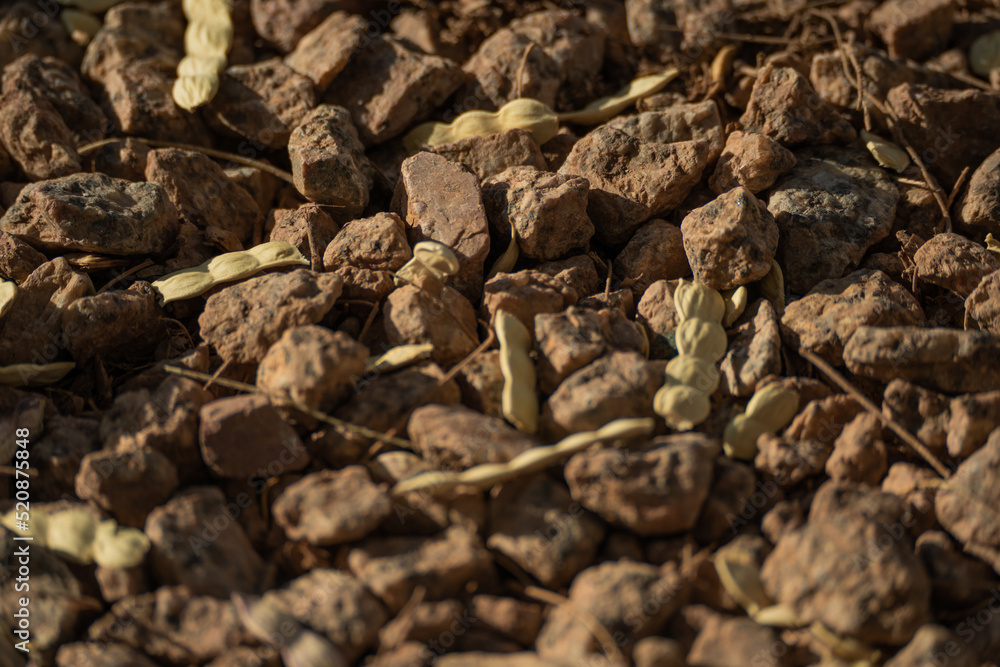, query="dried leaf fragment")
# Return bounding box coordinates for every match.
[151,241,309,304]
[860,130,910,173]
[365,343,435,374]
